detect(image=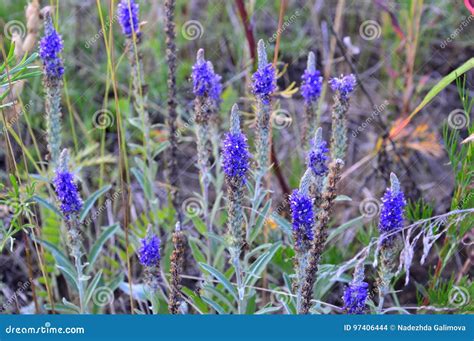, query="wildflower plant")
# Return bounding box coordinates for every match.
[329,74,356,161]
[290,169,315,312]
[40,10,64,167]
[192,49,222,246]
[138,226,163,314]
[53,149,88,313]
[222,104,250,313]
[300,159,344,314]
[376,172,406,312]
[118,0,158,214]
[301,52,323,146]
[253,39,276,178]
